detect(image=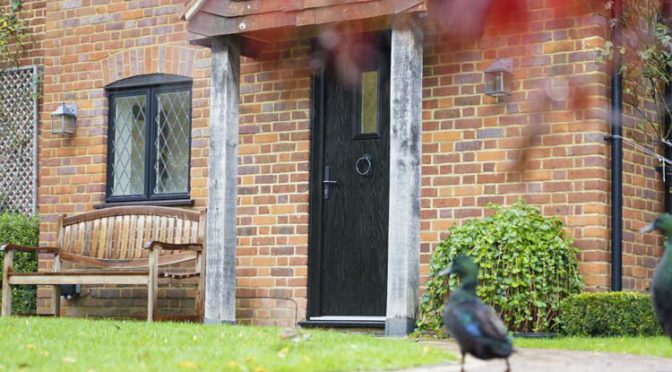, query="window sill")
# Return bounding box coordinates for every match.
[94,199,195,209]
